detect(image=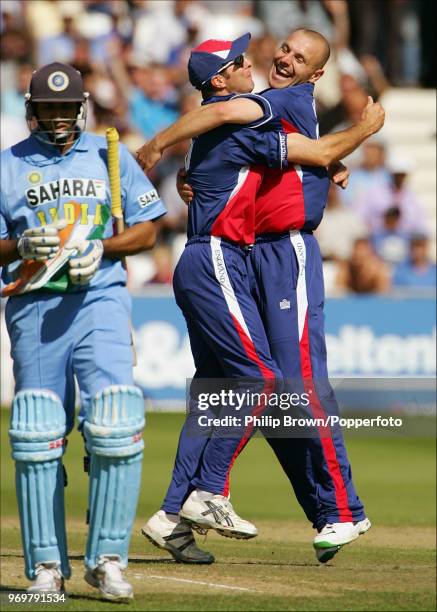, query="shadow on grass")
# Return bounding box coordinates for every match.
[1,553,324,569]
